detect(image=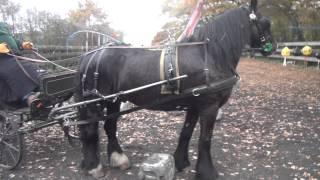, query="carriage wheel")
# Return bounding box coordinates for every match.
[0,112,23,170]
